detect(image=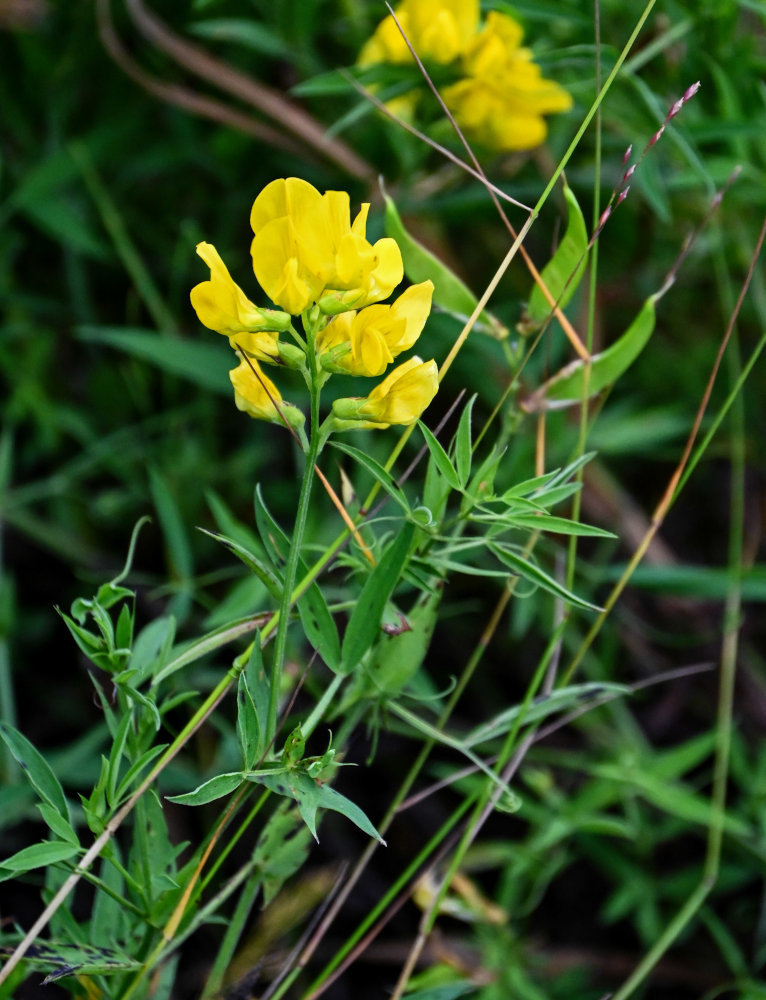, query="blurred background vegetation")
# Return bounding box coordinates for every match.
[2,1,766,997]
